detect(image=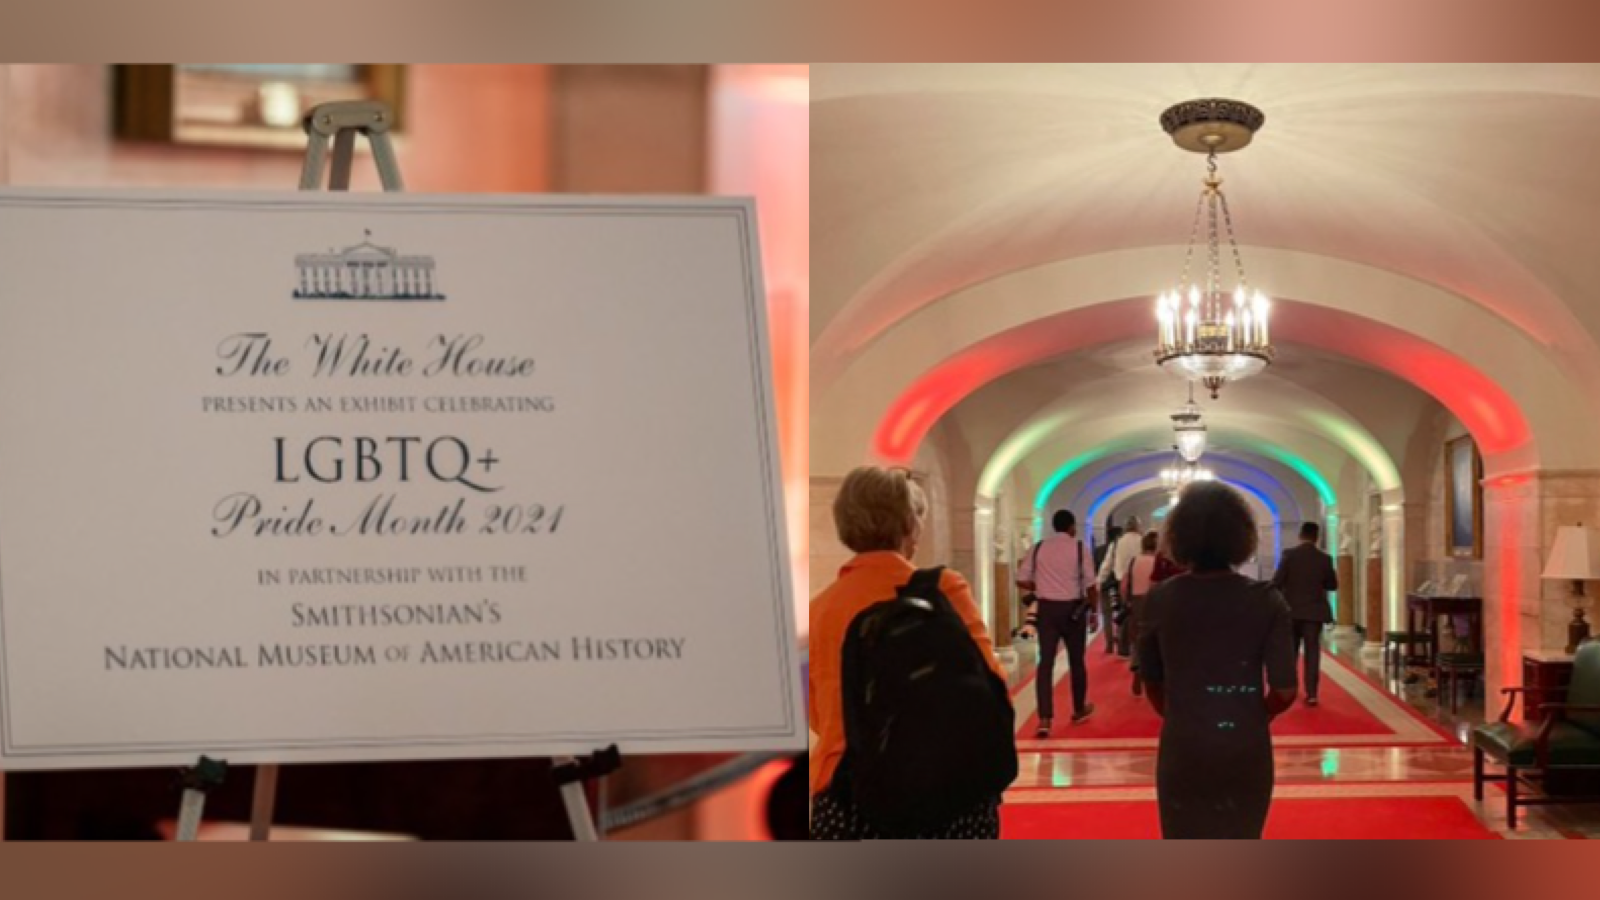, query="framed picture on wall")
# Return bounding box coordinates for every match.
[114,65,406,149]
[1444,434,1484,559]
